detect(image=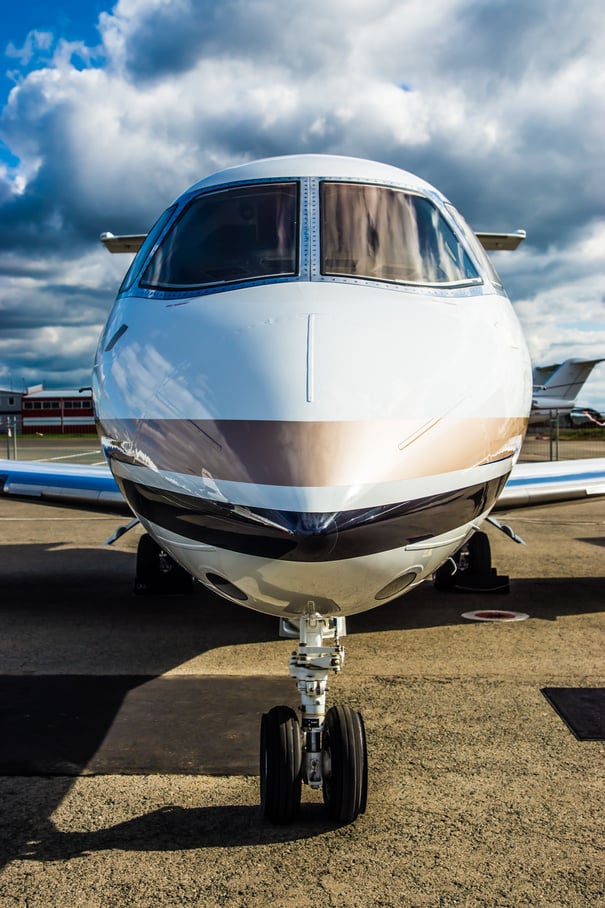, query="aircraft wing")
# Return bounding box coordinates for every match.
[0,459,126,510]
[475,231,526,251]
[100,233,146,254]
[2,456,604,513]
[496,458,605,508]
